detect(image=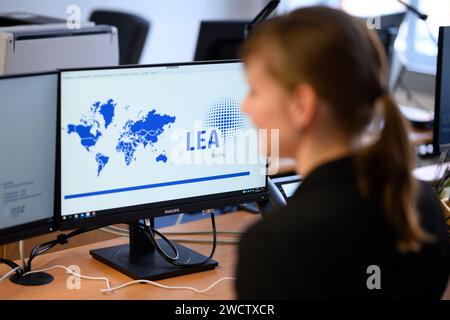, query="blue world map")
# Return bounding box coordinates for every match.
[67,99,176,176]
